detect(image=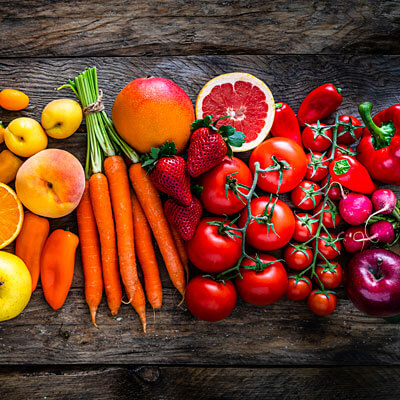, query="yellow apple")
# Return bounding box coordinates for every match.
[41,99,83,139]
[4,117,48,157]
[0,251,31,322]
